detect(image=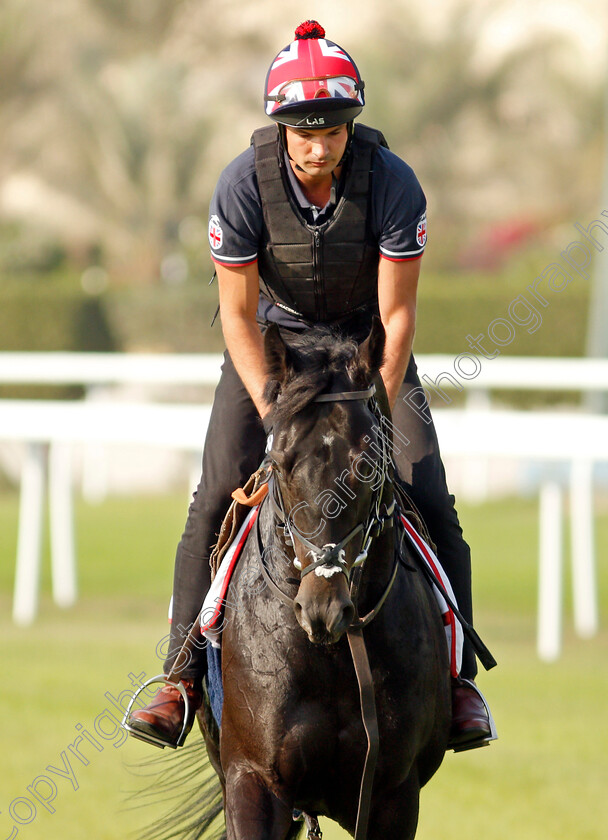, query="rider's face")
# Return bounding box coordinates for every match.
[285,125,349,179]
